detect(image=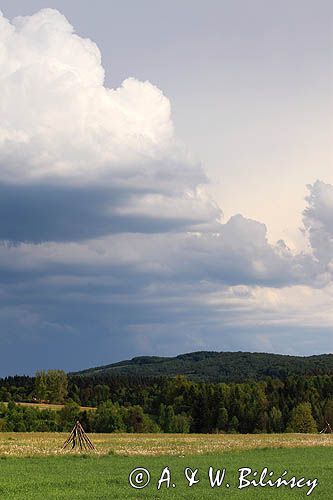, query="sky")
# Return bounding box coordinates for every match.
[0,1,332,375]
